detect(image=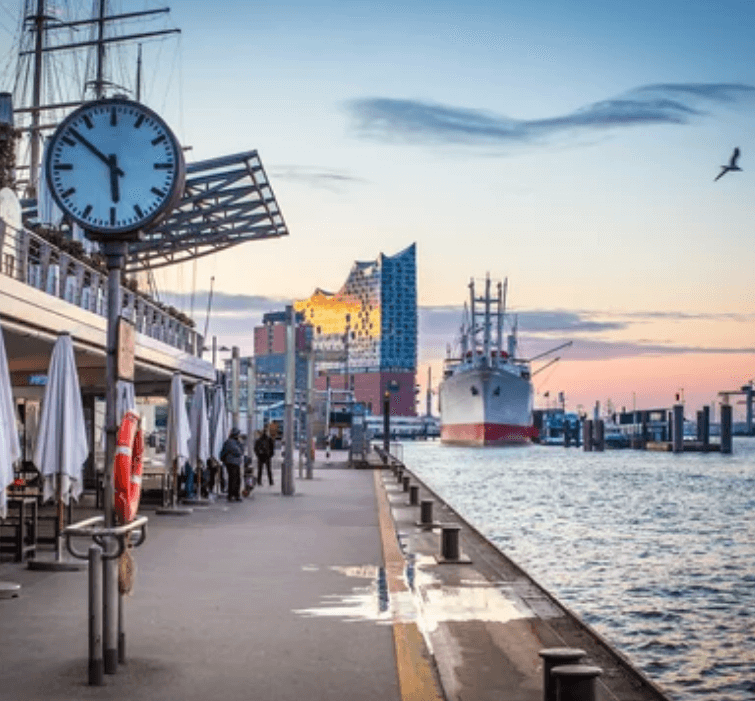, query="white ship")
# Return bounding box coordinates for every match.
[439,274,536,446]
